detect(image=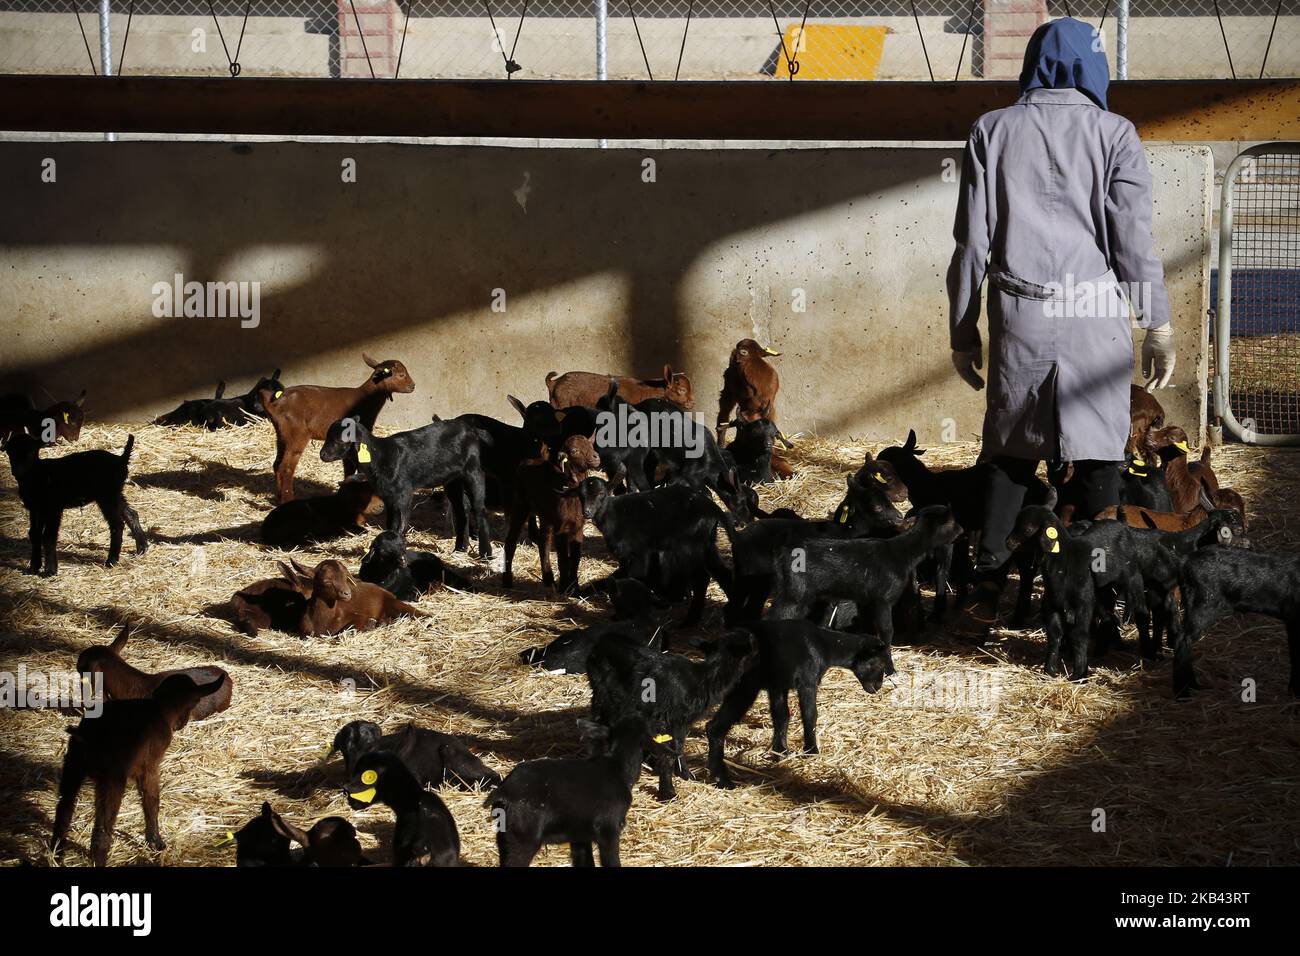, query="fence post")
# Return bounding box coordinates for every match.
[98,0,115,141]
[1116,0,1129,79]
[596,0,607,147]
